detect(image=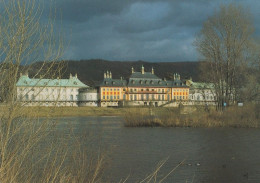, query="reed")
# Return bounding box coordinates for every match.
[124,104,259,128]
